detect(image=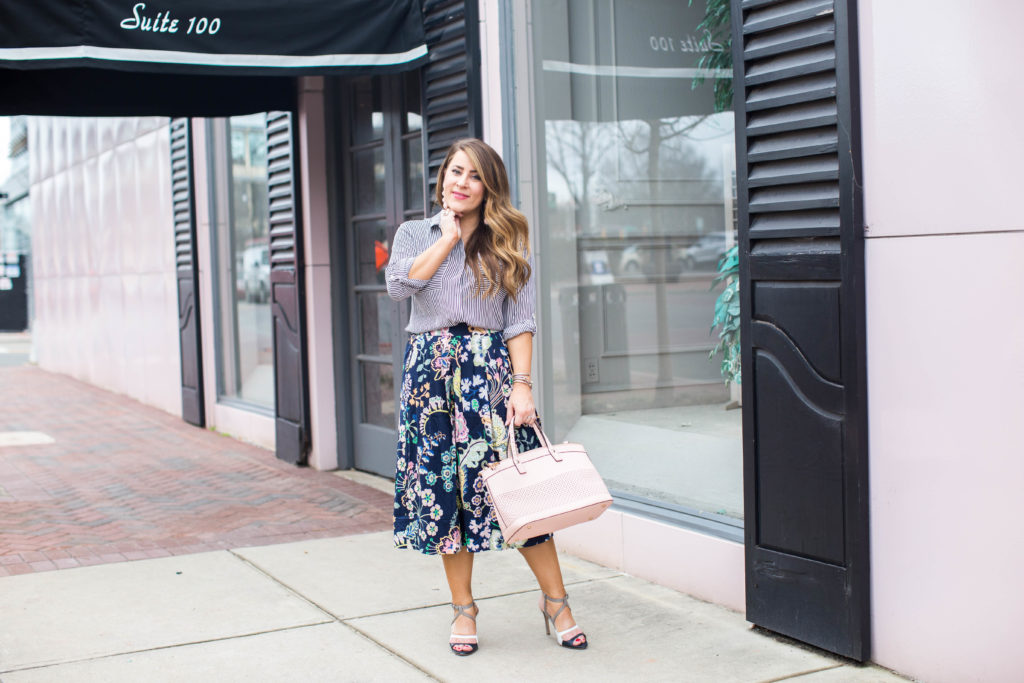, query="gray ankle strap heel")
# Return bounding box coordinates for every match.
[540,592,588,650]
[450,601,479,656]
